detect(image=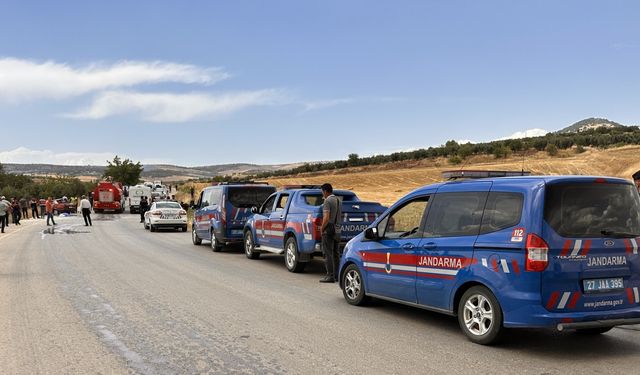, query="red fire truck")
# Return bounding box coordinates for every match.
[93,181,125,213]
